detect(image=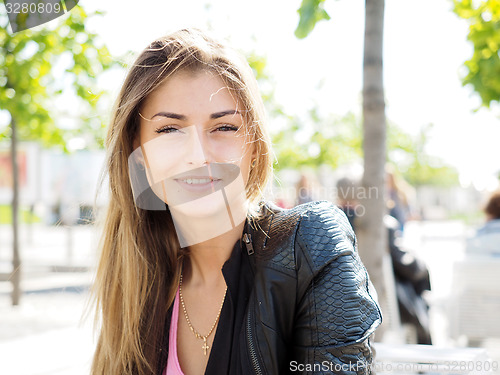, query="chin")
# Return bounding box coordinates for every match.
[171,191,229,218]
